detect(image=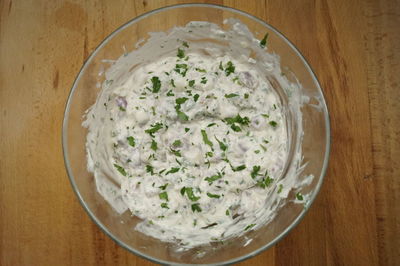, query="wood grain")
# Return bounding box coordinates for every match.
[0,0,399,265]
